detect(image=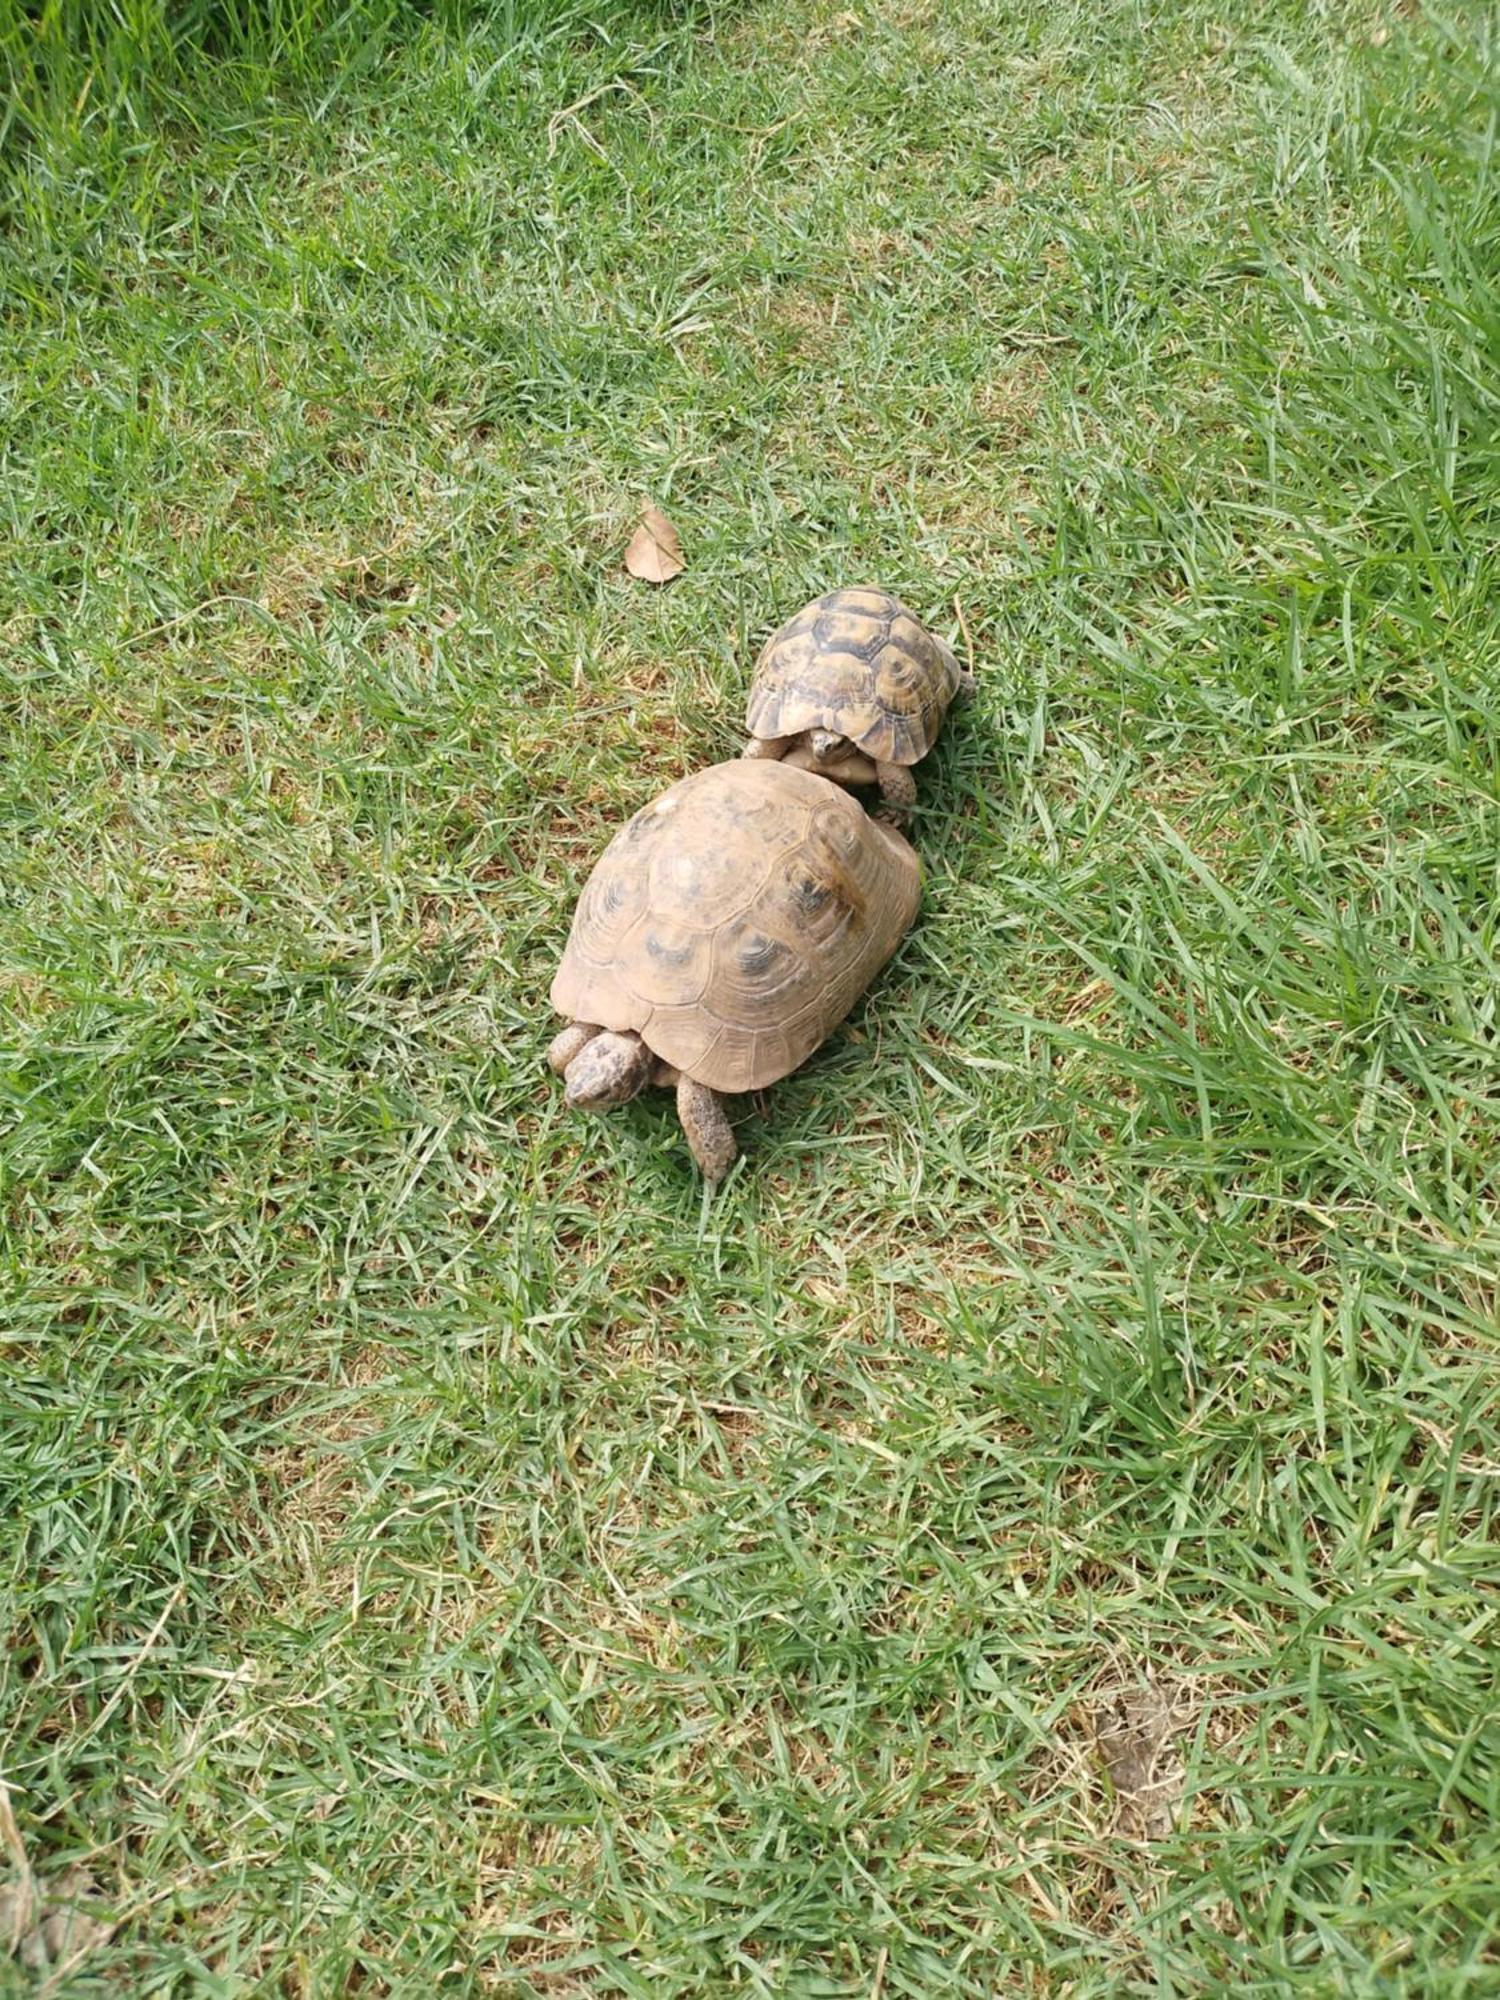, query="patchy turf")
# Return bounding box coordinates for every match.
[2,0,1498,1991]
